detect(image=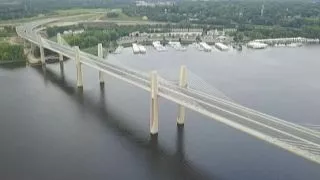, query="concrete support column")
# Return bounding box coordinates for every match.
[23,39,26,49]
[38,36,45,64]
[39,45,45,64]
[31,43,35,55]
[75,46,83,88]
[98,43,104,84]
[57,33,63,62]
[150,71,159,135]
[177,65,187,126]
